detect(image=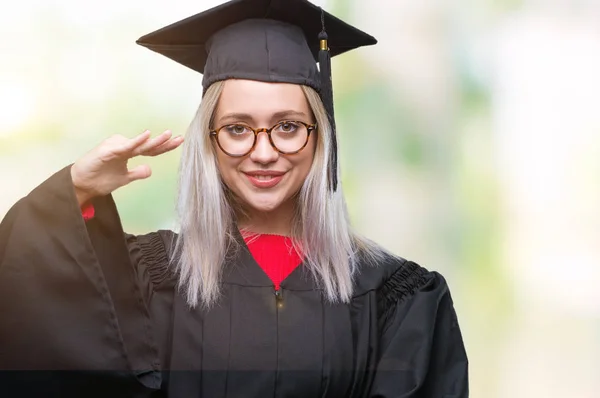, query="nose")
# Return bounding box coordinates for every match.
[249,131,279,164]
